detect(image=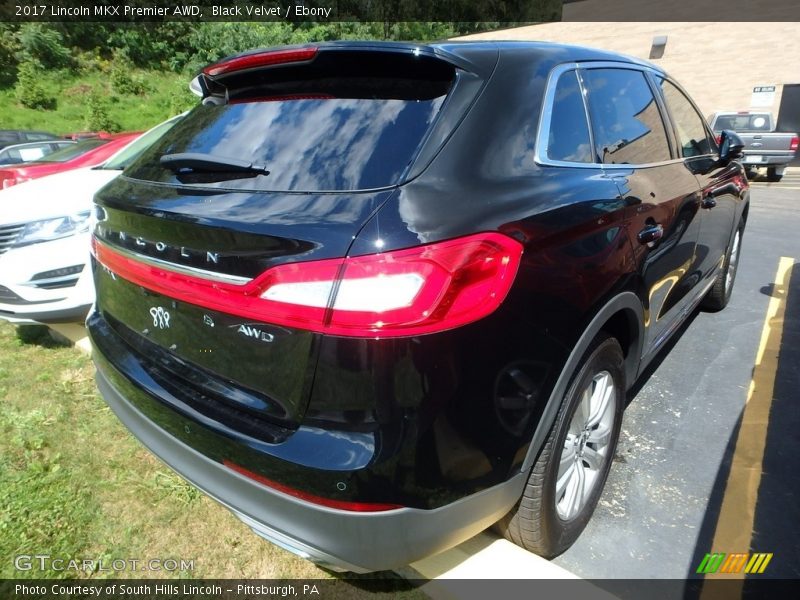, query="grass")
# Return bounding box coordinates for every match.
[0,67,194,134]
[0,322,422,596]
